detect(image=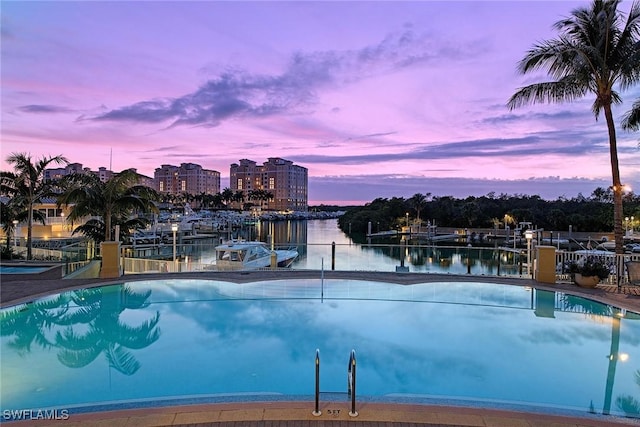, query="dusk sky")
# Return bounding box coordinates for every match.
[2,1,639,205]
